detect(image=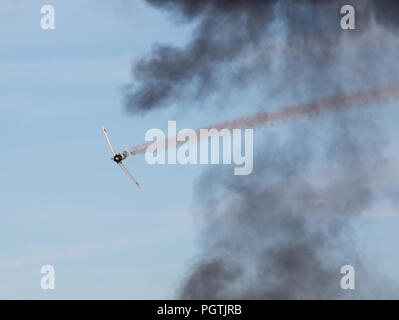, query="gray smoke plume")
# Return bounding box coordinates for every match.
[125,0,399,298]
[179,111,393,299]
